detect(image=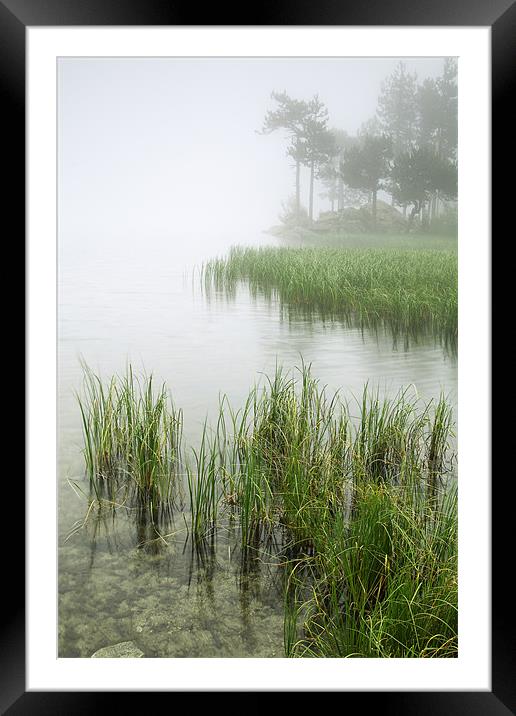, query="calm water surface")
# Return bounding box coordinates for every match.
[58,232,457,657]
